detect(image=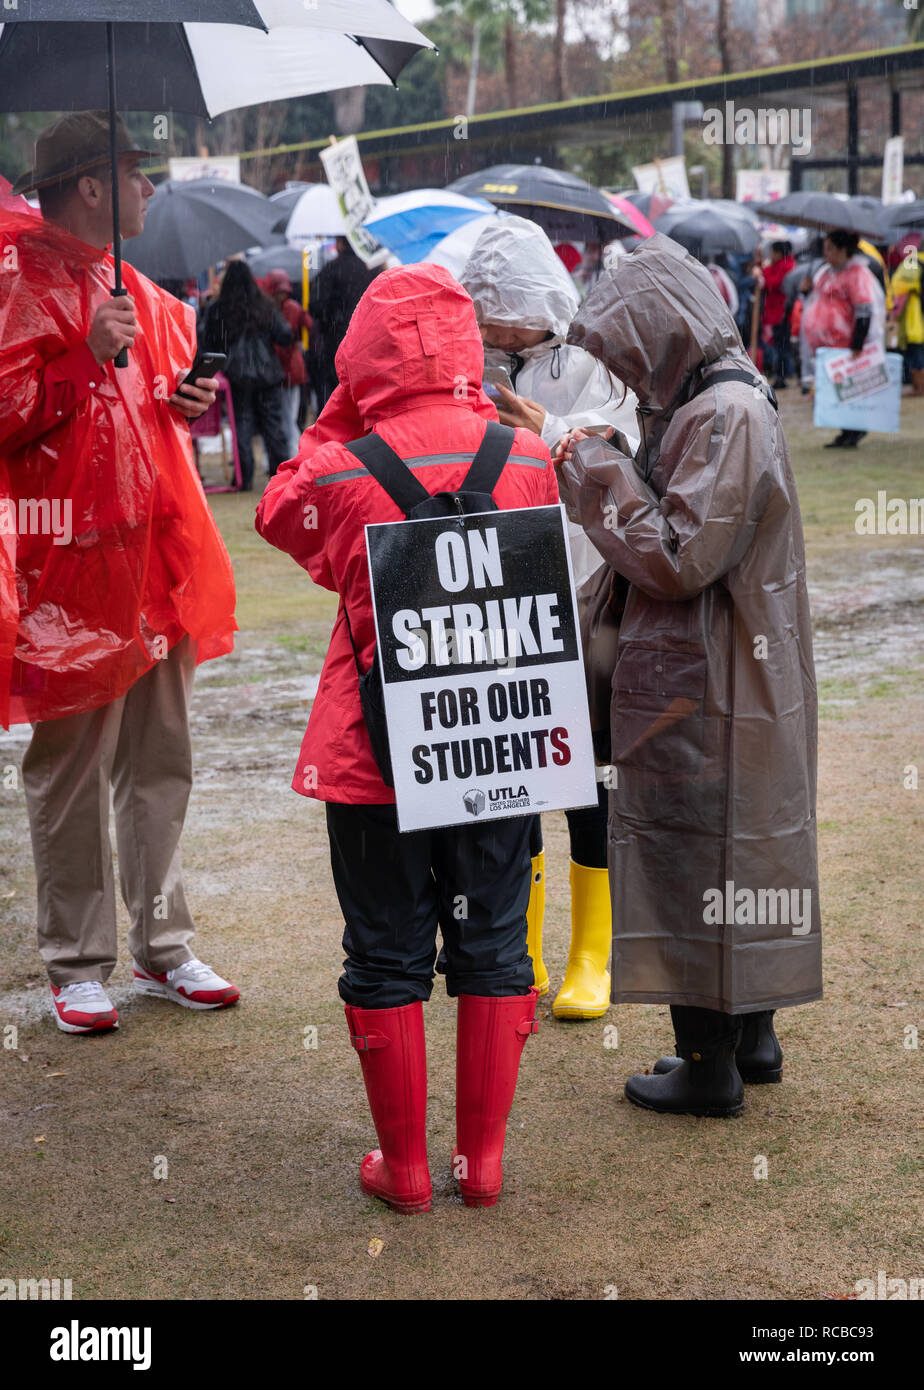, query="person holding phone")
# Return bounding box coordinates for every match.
[200,260,295,490]
[460,215,639,1022]
[556,234,822,1115]
[1,111,240,1035]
